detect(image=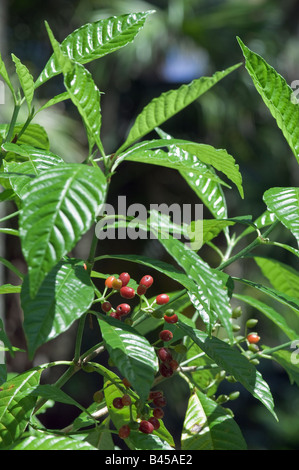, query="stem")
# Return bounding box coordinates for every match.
[2,102,21,144]
[73,313,87,363]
